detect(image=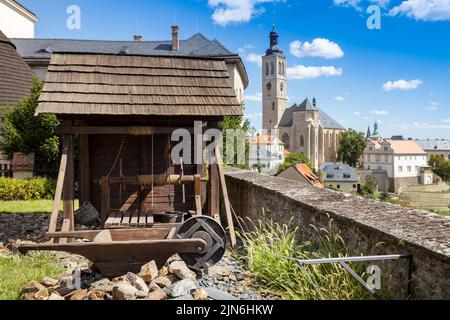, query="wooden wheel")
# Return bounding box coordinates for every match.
[177,216,227,270]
